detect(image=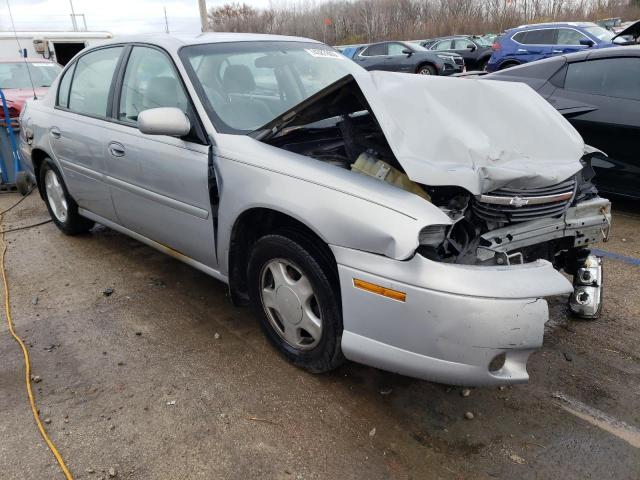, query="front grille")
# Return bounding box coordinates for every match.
[472,177,576,223]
